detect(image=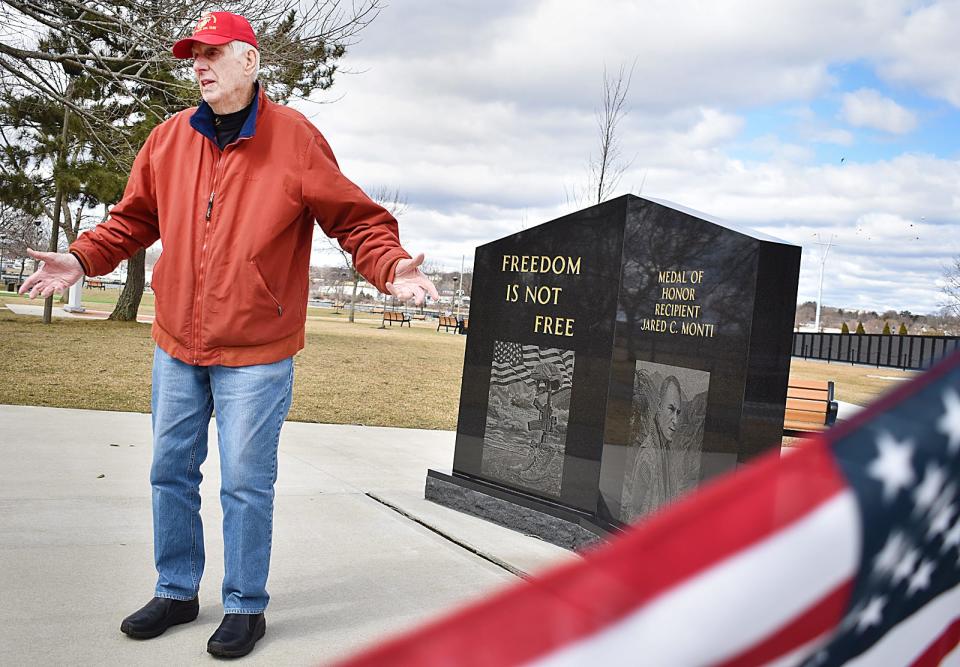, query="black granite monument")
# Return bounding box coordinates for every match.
[426,195,801,548]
